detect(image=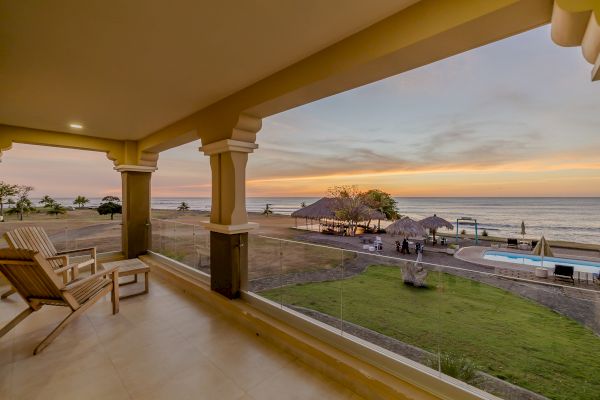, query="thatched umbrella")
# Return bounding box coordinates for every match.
[532,236,553,268]
[419,214,454,242]
[387,217,425,238]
